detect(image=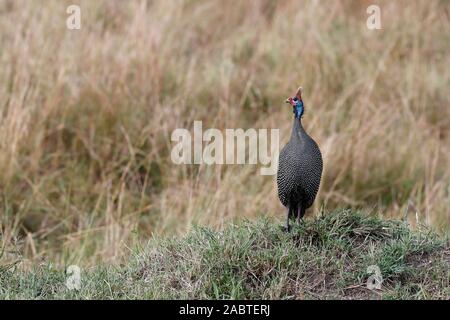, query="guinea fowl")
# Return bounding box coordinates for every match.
[277,87,323,232]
